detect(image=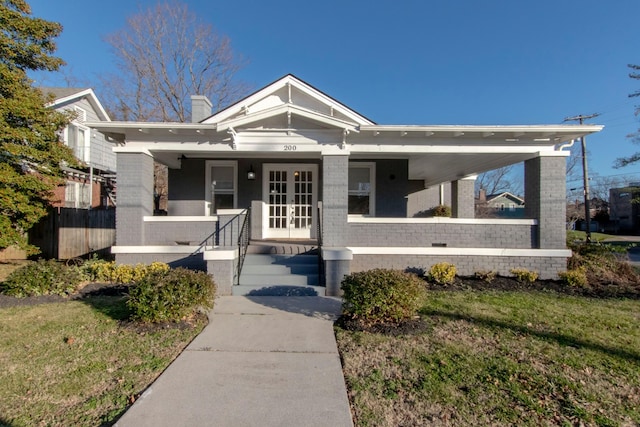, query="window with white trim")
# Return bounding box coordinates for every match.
[66,122,89,162]
[65,181,91,208]
[348,162,375,215]
[205,161,237,214]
